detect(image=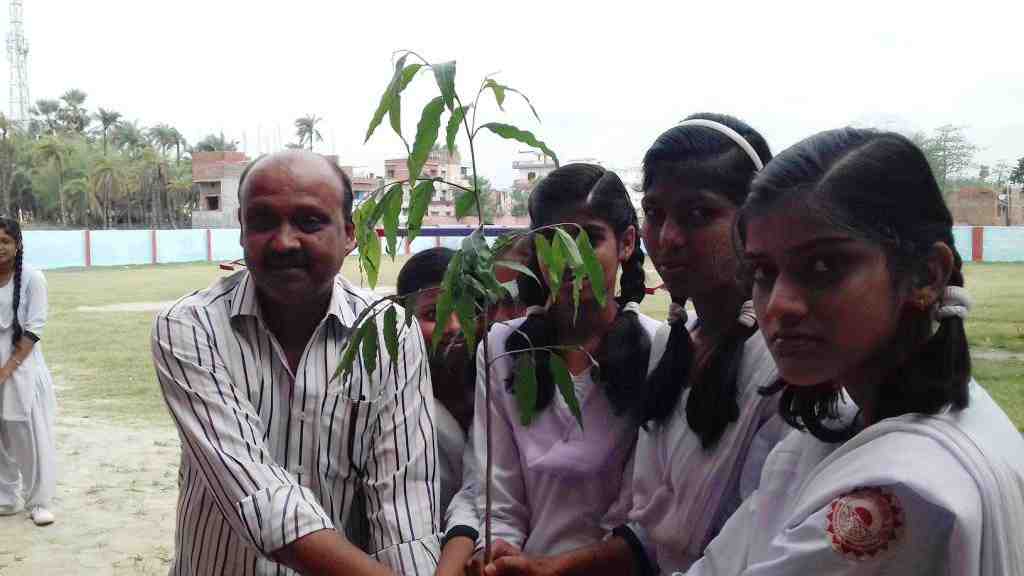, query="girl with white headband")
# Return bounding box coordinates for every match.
[465,163,662,572]
[482,114,787,575]
[670,127,1024,575]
